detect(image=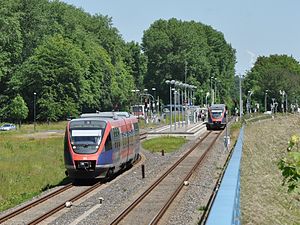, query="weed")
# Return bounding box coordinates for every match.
[198,206,206,211]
